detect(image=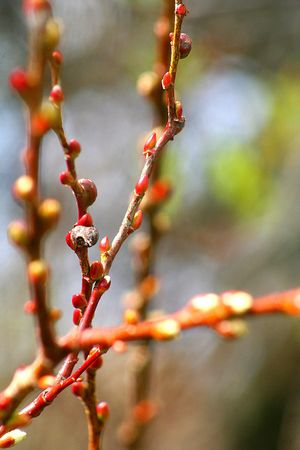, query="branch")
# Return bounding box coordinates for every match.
[61,288,300,350]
